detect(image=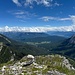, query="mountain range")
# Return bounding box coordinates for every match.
[1,31,75,41]
[1,32,66,51]
[0,32,75,65]
[47,31,75,38]
[0,32,75,75]
[1,32,65,42]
